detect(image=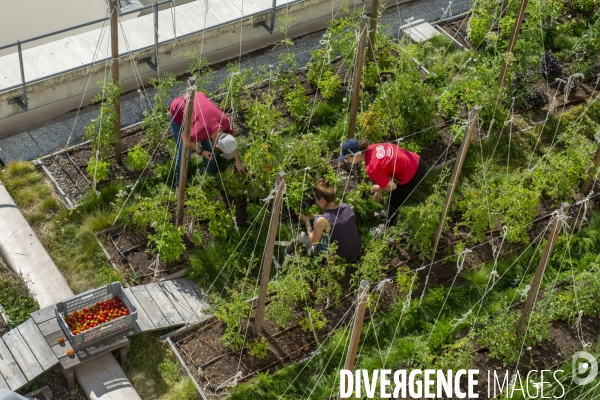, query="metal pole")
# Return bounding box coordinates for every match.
[431,106,481,260]
[348,15,368,139]
[176,77,197,228]
[498,0,530,88]
[111,0,122,163]
[153,2,159,71]
[270,0,277,33]
[367,0,379,64]
[16,41,28,109]
[516,202,568,341]
[254,172,286,333]
[581,143,600,195]
[341,280,370,399]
